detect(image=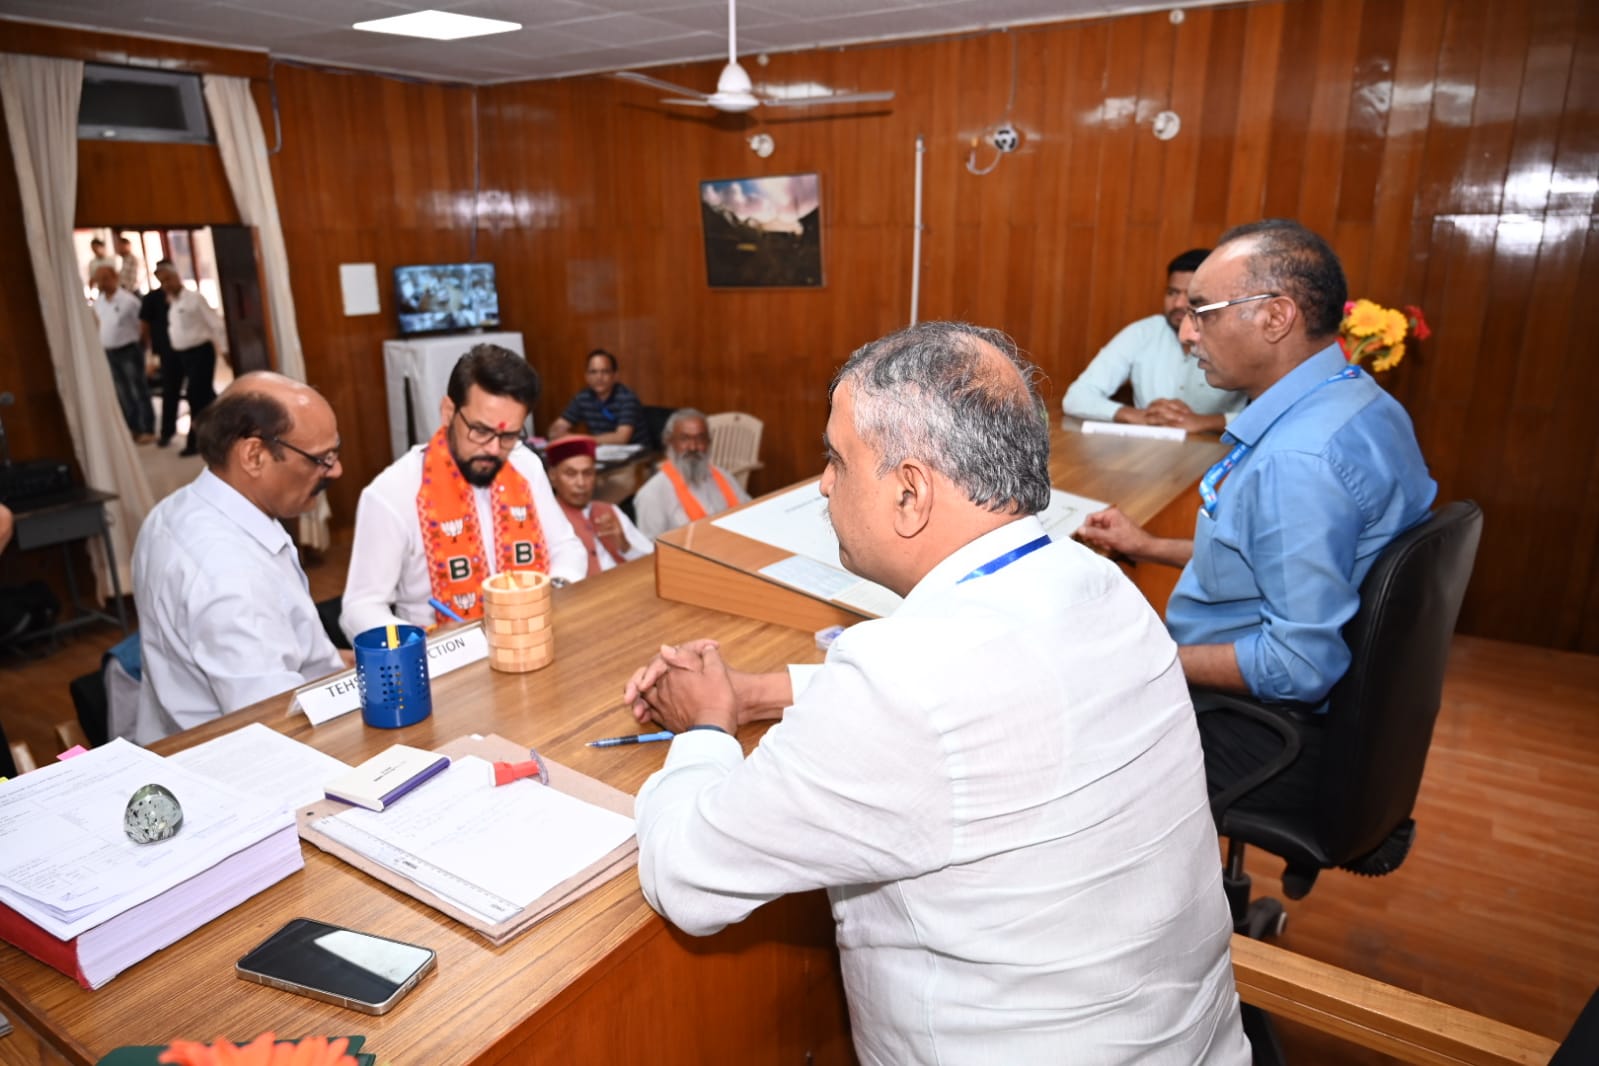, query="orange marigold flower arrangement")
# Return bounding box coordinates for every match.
[1338,299,1430,373]
[157,1033,360,1066]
